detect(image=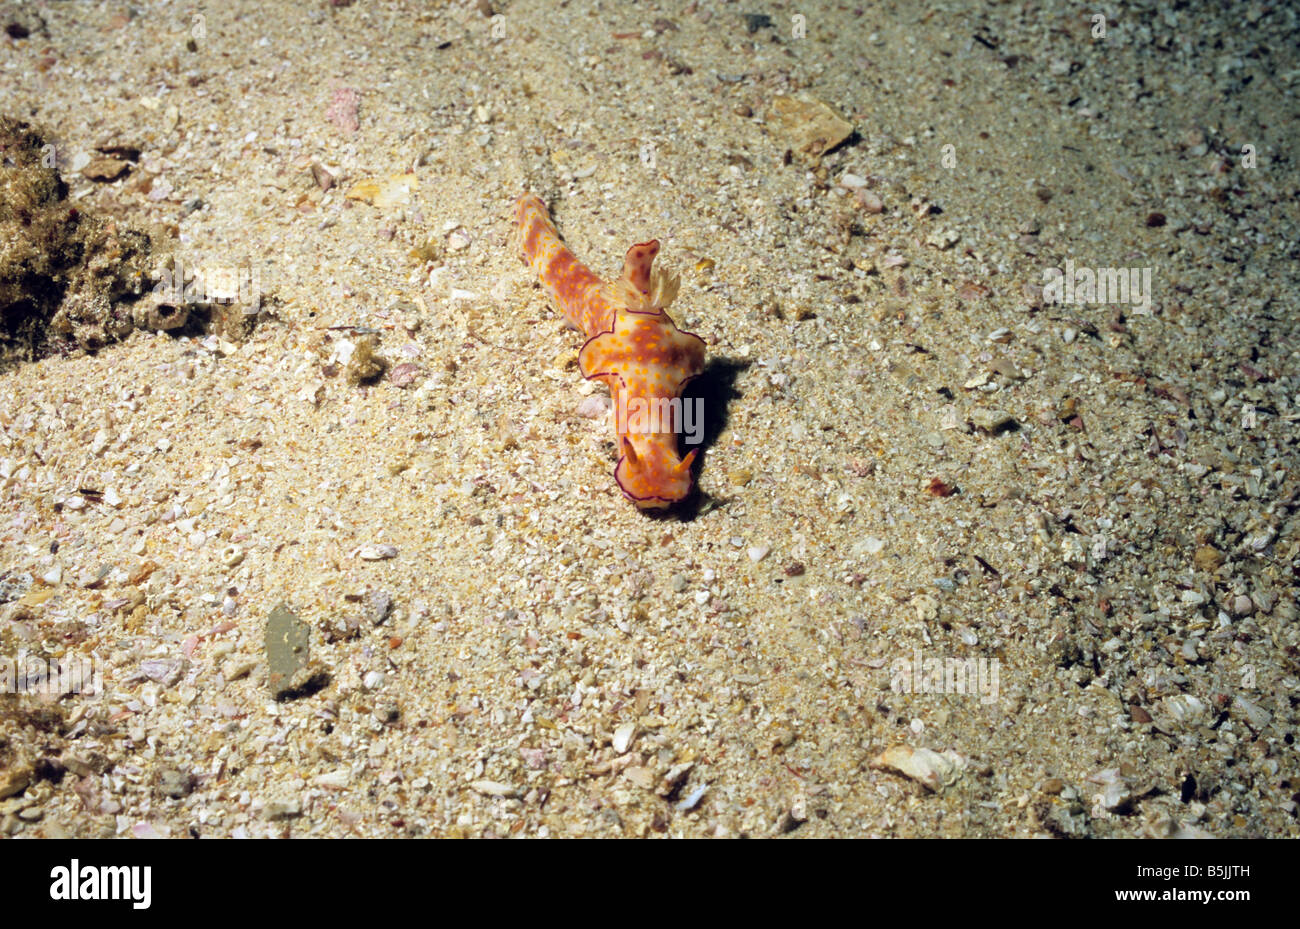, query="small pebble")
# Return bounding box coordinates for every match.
[470,780,518,798]
[358,543,398,561]
[677,784,708,812]
[577,395,612,419]
[314,770,350,789]
[612,722,635,754]
[970,409,1016,434]
[223,657,257,681]
[624,766,656,790]
[856,190,884,213]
